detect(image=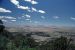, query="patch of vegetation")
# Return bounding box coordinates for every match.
[0,20,75,50]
